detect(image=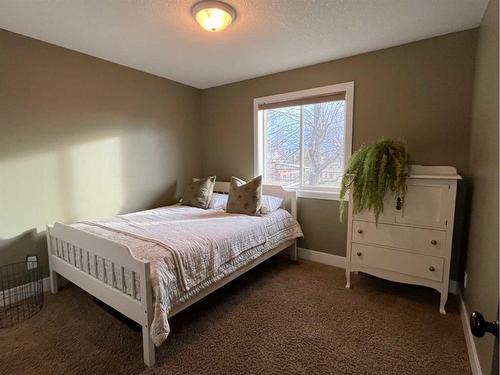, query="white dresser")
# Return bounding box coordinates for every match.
[345,165,461,314]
